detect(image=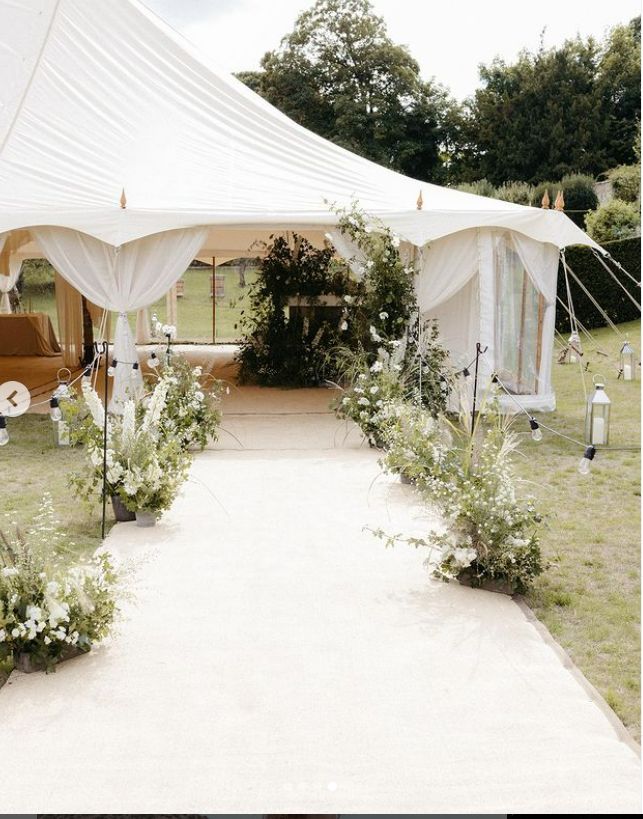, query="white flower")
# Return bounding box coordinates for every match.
[343,294,354,305]
[357,397,370,406]
[11,628,20,638]
[1,567,18,577]
[369,385,379,395]
[379,312,388,320]
[26,605,43,622]
[44,635,51,645]
[369,326,382,342]
[391,234,401,248]
[370,361,383,373]
[0,629,5,642]
[340,320,348,332]
[366,260,374,268]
